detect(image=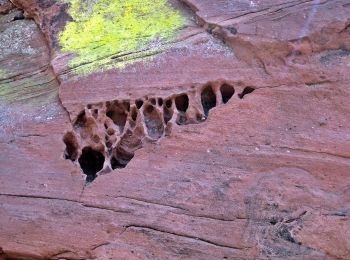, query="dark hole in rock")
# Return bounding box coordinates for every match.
[119,129,143,150]
[74,111,86,129]
[201,85,216,117]
[63,132,79,161]
[143,104,164,139]
[175,94,189,112]
[104,123,108,129]
[106,105,127,135]
[163,106,174,124]
[87,104,92,109]
[111,146,134,169]
[92,109,98,119]
[165,99,172,108]
[270,219,278,225]
[123,101,130,112]
[145,105,154,113]
[196,113,205,122]
[107,111,126,133]
[12,12,25,21]
[78,147,105,182]
[107,128,115,135]
[220,83,235,103]
[135,99,143,109]
[150,98,156,105]
[158,98,163,107]
[238,87,255,99]
[131,107,138,121]
[111,157,127,169]
[176,113,188,125]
